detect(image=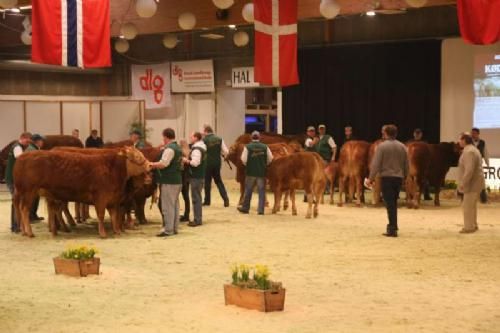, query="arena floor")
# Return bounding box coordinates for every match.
[0,182,499,333]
